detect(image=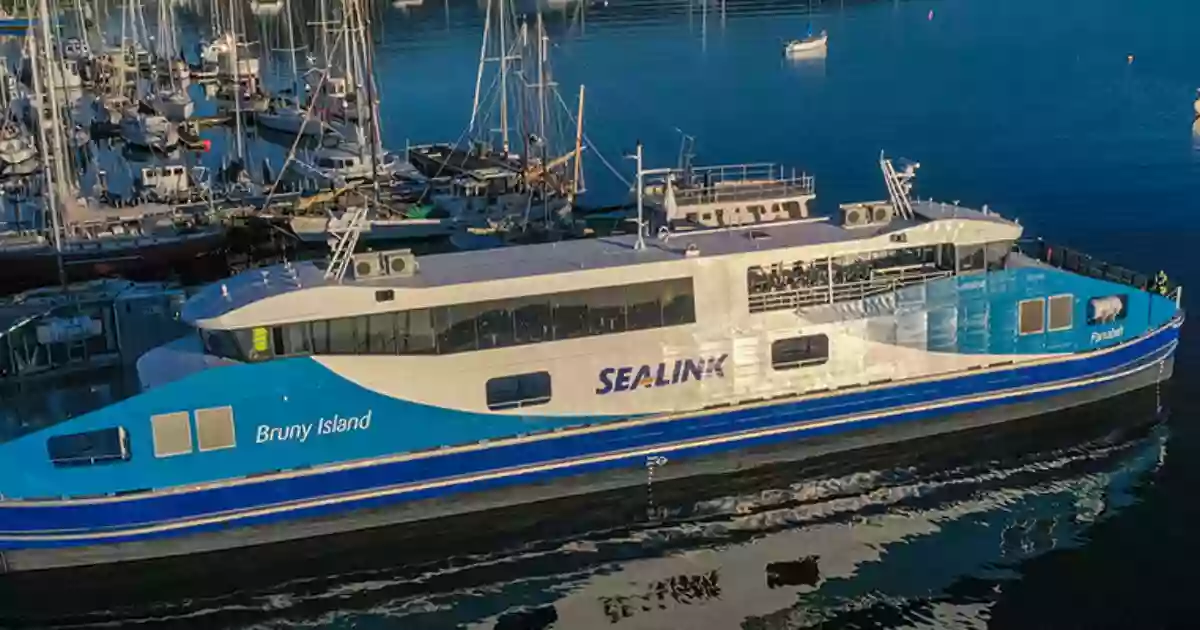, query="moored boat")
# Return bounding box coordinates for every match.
[785,30,827,55]
[0,153,1183,572]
